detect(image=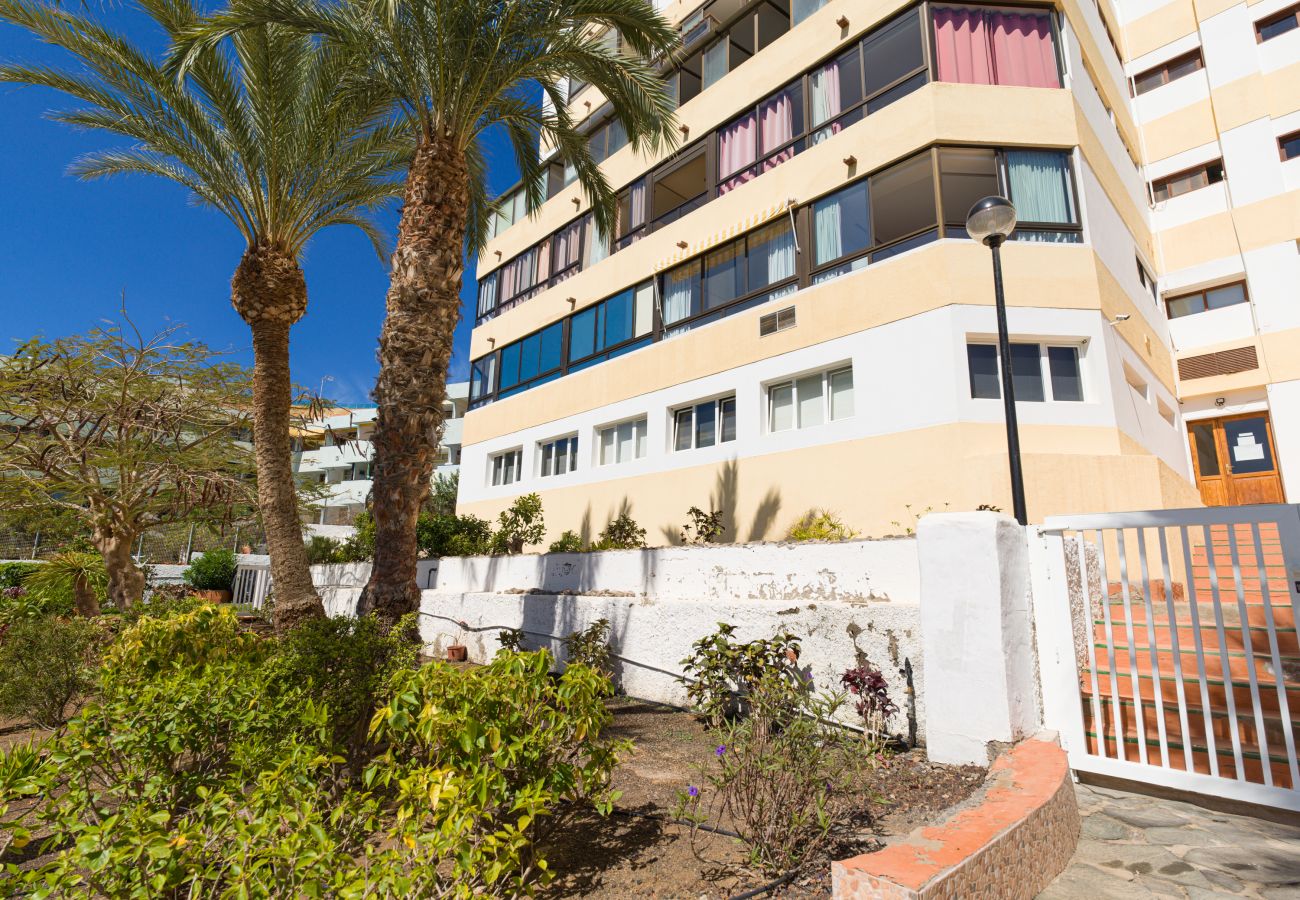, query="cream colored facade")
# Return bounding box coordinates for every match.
[452,0,1296,545]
